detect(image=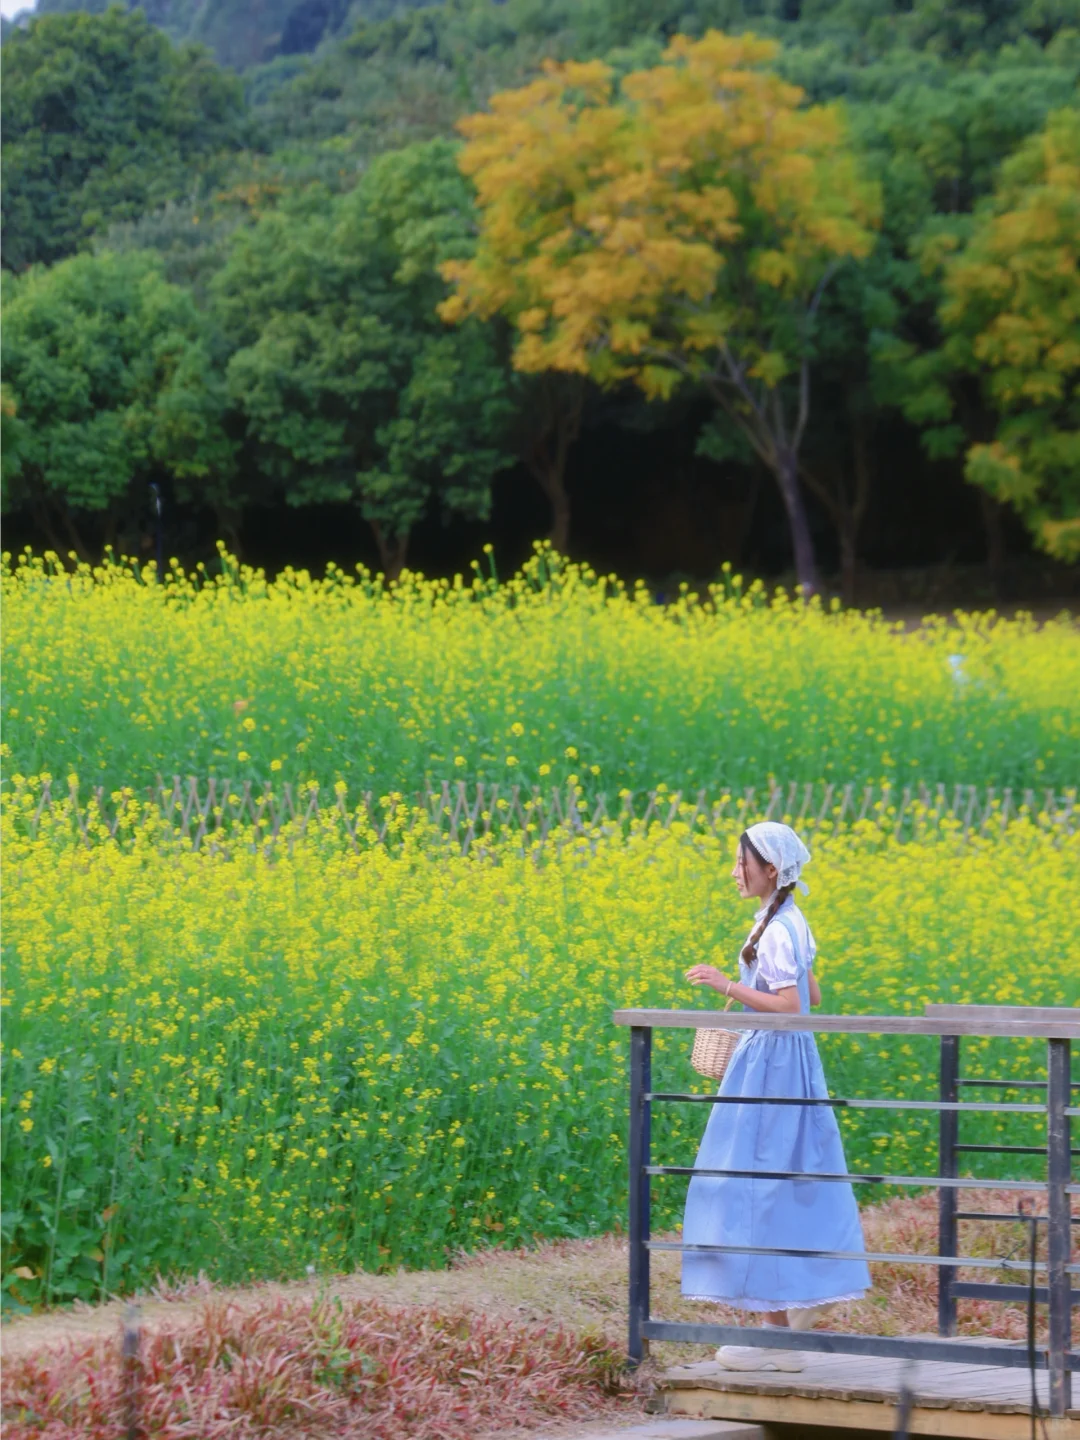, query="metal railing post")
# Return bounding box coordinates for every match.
[938,1032,959,1336]
[628,1024,652,1365]
[1046,1036,1072,1416]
